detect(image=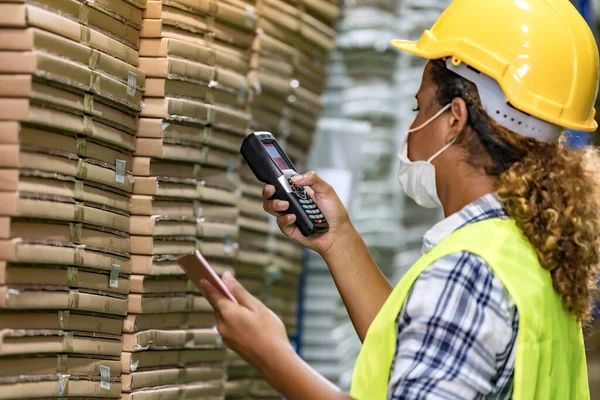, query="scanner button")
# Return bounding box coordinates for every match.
[315,213,324,219]
[309,215,318,220]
